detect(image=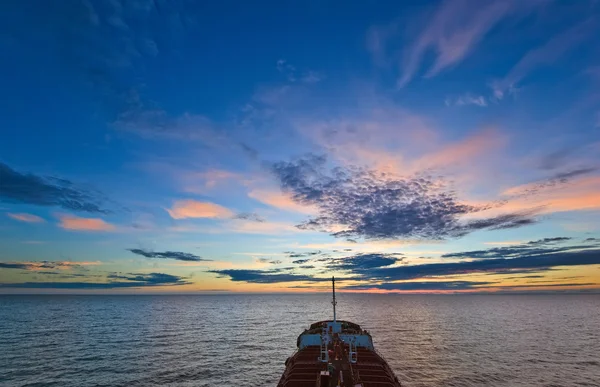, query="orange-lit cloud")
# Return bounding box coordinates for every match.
[58,214,116,232]
[493,176,600,215]
[166,199,234,219]
[303,111,504,181]
[7,213,45,223]
[412,128,505,171]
